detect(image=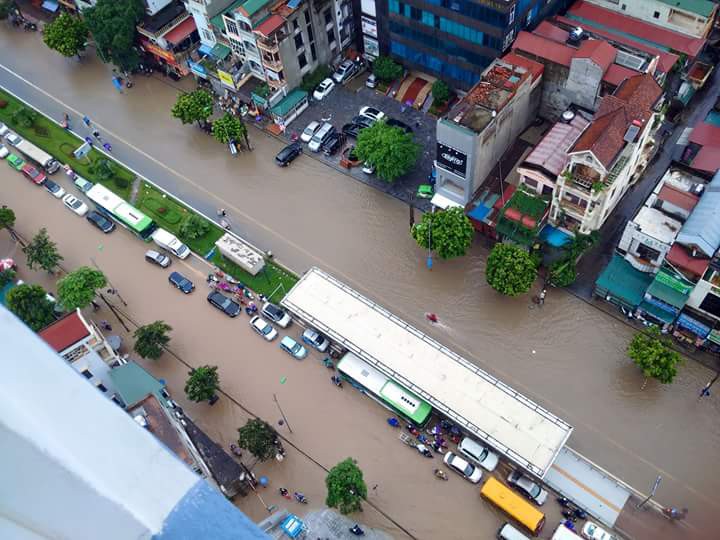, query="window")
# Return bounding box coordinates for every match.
[278,70,284,80]
[389,0,399,14]
[293,19,299,30]
[201,28,214,42]
[239,21,252,32]
[327,28,336,45]
[310,43,317,61]
[307,25,314,42]
[621,4,626,10]
[304,10,310,25]
[410,6,421,20]
[294,32,304,49]
[225,19,238,35]
[81,369,92,379]
[244,40,257,54]
[421,10,434,26]
[653,11,660,18]
[96,383,107,393]
[229,37,244,55]
[298,52,307,68]
[324,8,332,24]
